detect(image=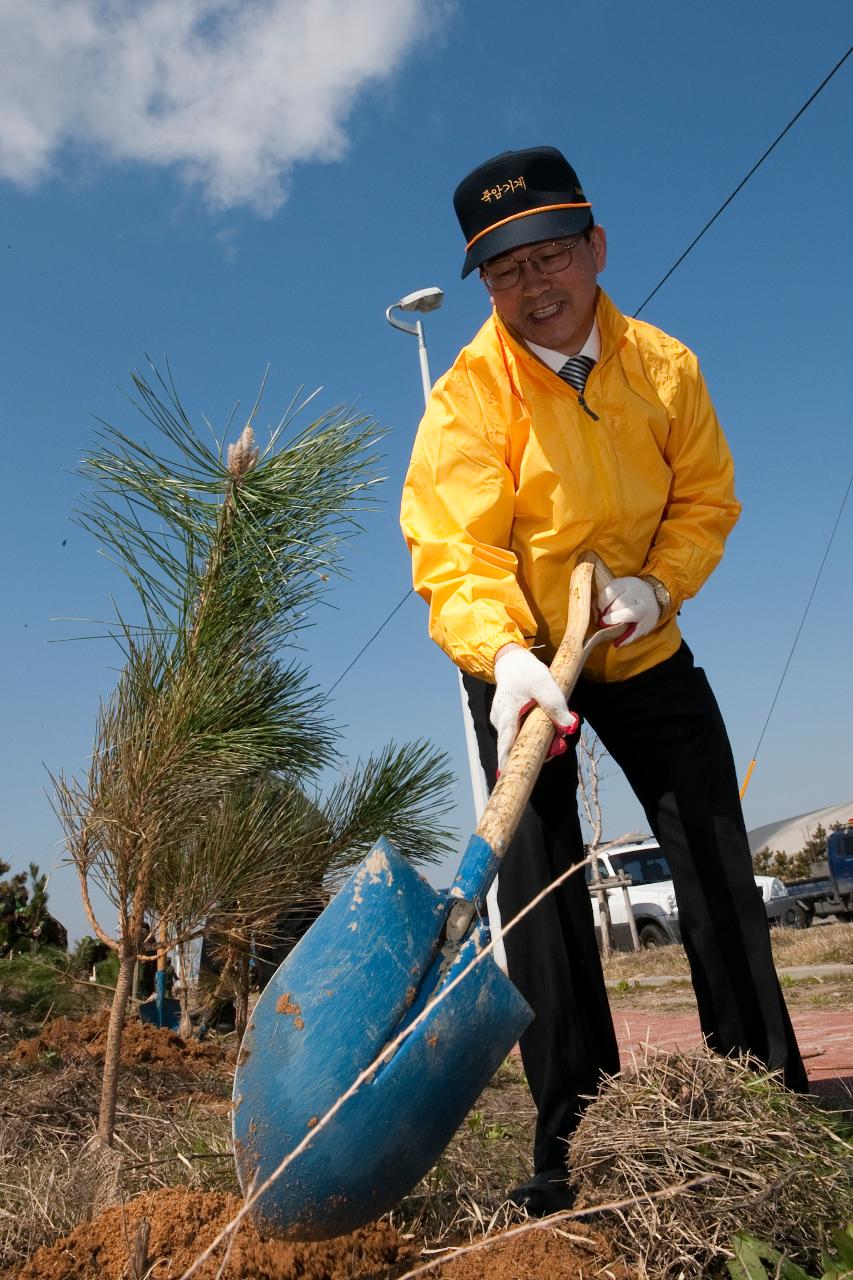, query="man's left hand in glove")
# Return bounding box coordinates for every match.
[597,575,667,647]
